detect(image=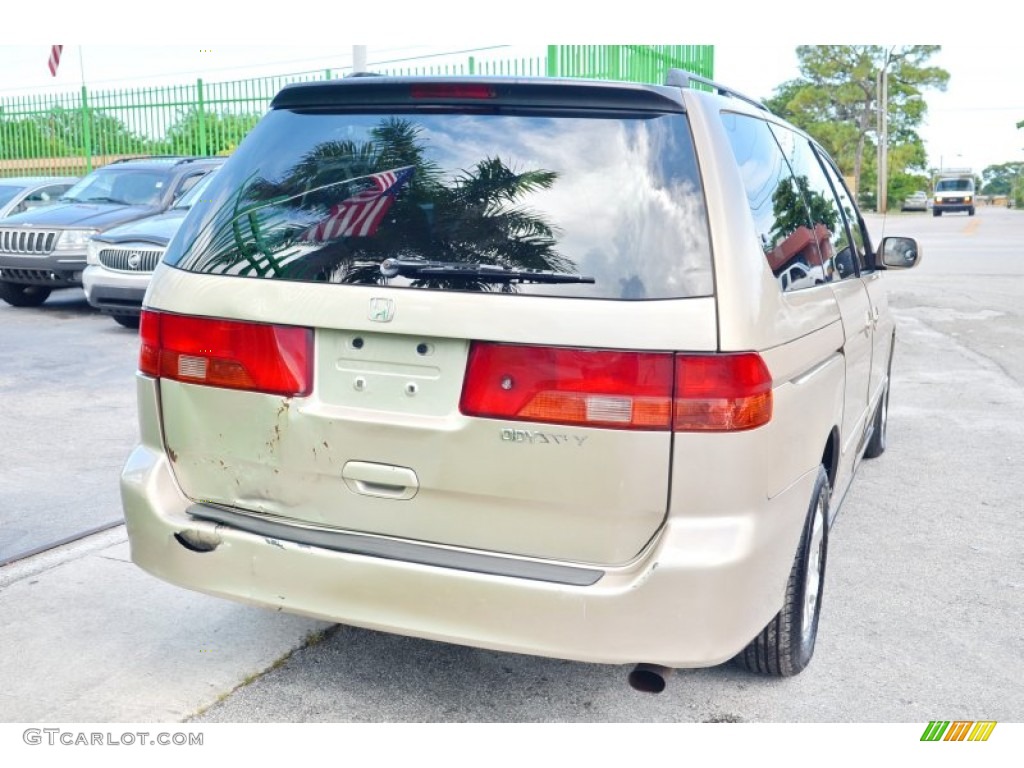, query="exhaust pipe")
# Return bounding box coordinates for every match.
[628,663,673,694]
